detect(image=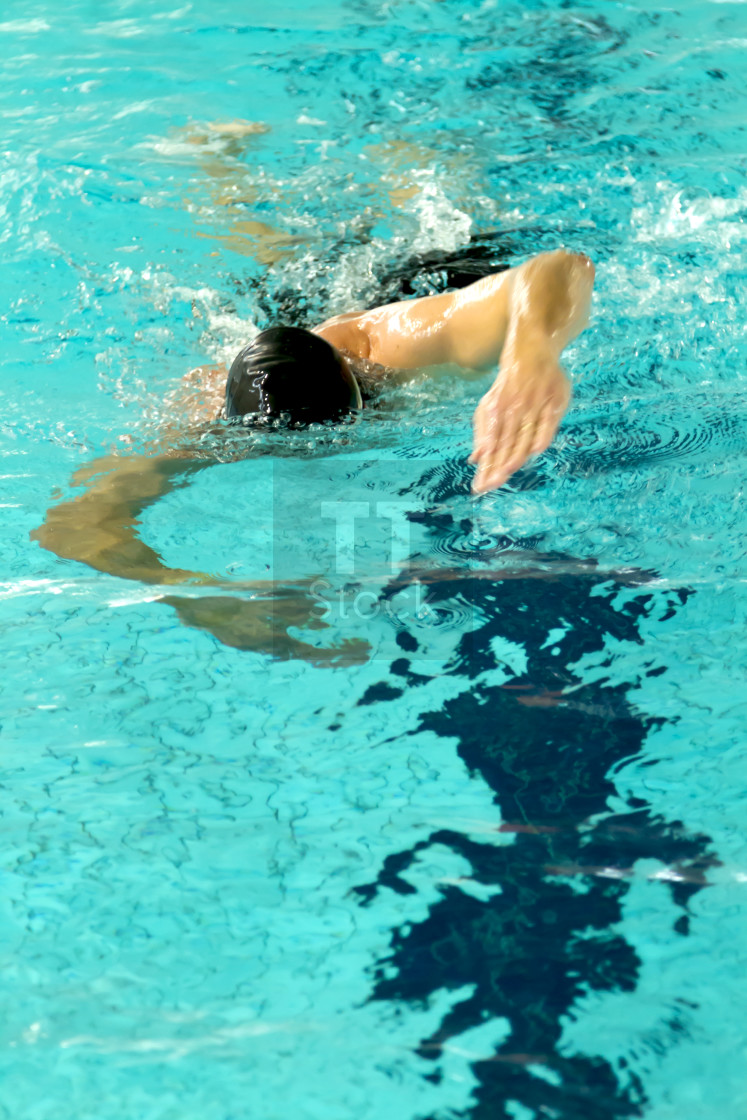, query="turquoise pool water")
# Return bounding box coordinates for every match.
[2,0,747,1116]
